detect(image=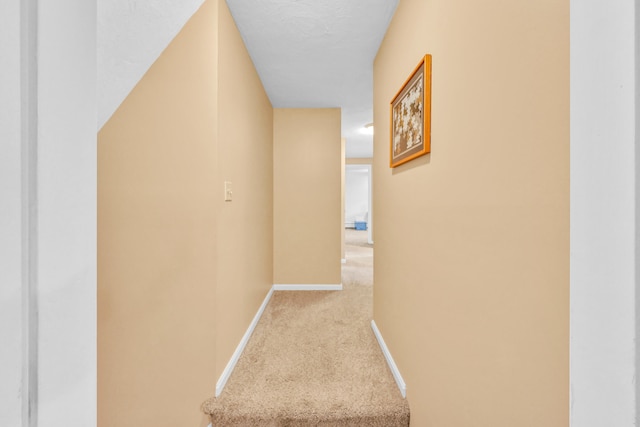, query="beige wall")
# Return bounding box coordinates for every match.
[274,109,342,285]
[215,0,274,378]
[373,1,569,426]
[98,0,273,425]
